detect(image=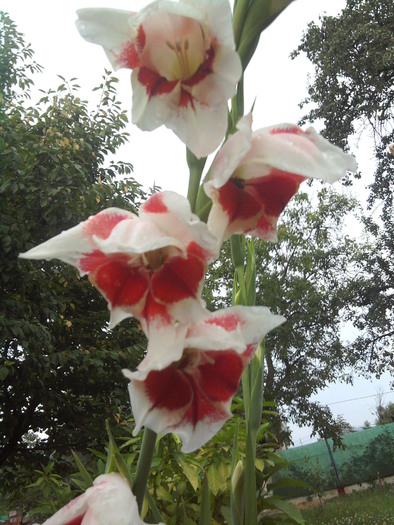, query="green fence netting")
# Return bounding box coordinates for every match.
[273,423,394,498]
